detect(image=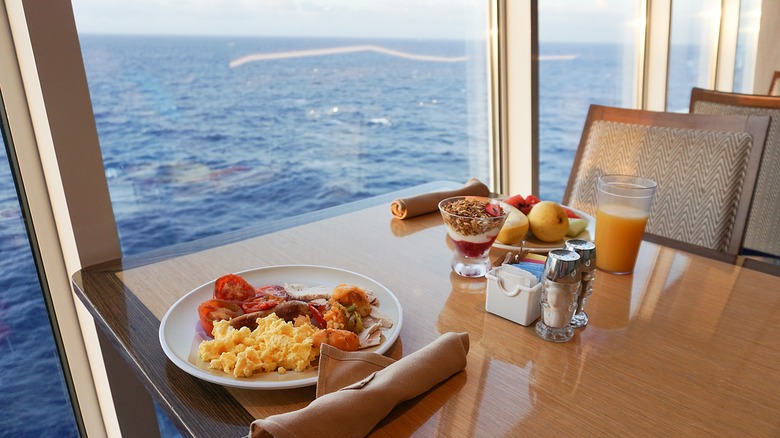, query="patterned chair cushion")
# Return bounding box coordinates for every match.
[568,120,754,252]
[692,101,780,257]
